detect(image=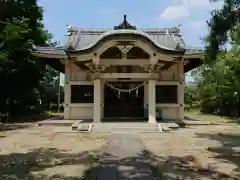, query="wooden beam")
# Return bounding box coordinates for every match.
[98,73,156,79]
[67,81,92,85]
[158,54,179,61]
[32,52,67,59]
[75,54,93,61]
[99,59,150,65]
[159,62,174,70]
[184,54,203,59]
[98,58,178,65]
[76,54,178,63]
